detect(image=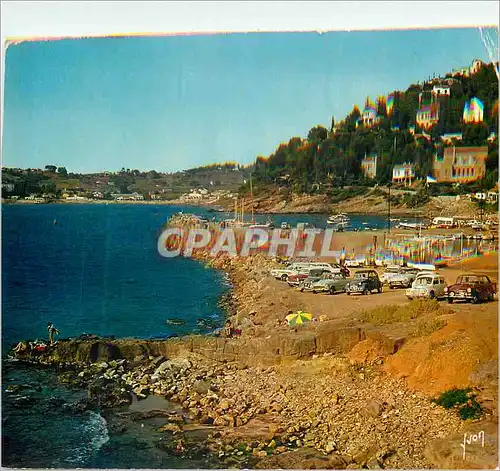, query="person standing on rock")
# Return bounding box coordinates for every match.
[47,322,60,346]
